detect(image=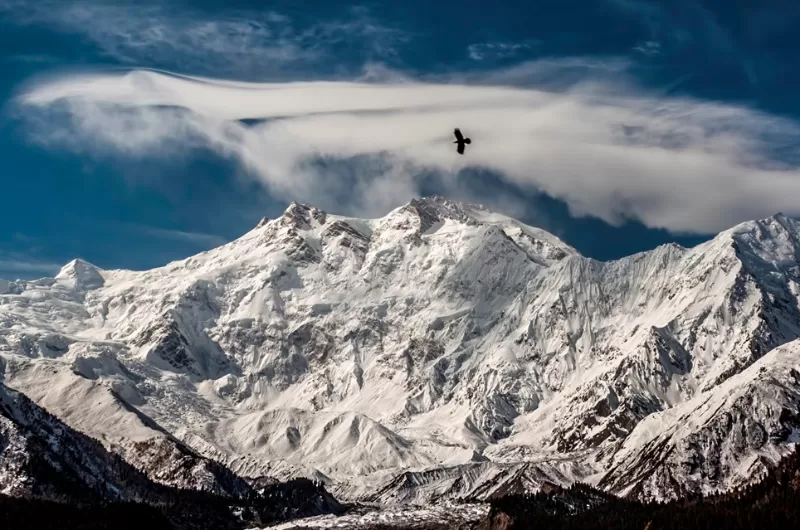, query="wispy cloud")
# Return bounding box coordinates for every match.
[13,58,800,235]
[0,234,58,280]
[0,257,61,278]
[467,41,540,61]
[0,1,409,77]
[442,57,634,90]
[121,224,228,247]
[11,232,38,244]
[606,0,757,84]
[632,40,662,57]
[5,54,60,64]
